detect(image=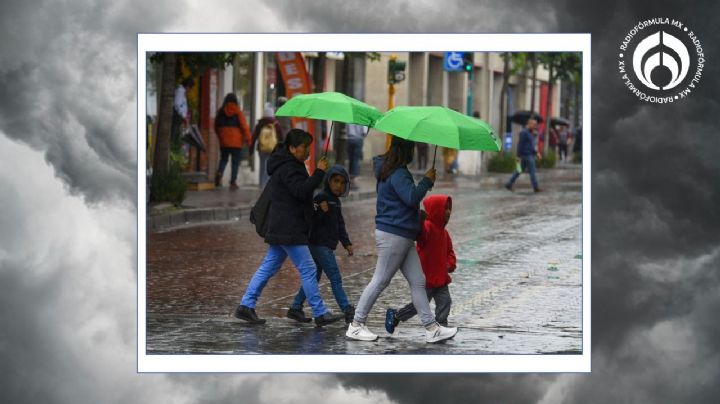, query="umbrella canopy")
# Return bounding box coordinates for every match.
[275,91,382,127]
[550,117,571,127]
[373,106,500,151]
[510,110,544,125]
